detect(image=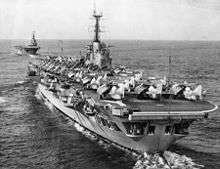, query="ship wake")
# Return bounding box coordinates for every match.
[0,97,6,104]
[15,80,27,85]
[72,119,203,169]
[133,151,204,169]
[73,120,204,169]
